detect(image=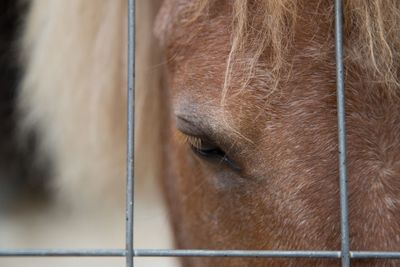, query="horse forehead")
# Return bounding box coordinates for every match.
[162,0,400,132]
[170,52,337,141]
[162,6,333,106]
